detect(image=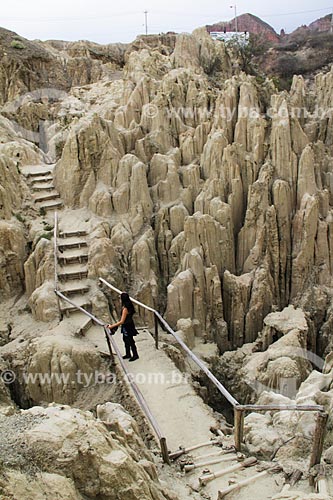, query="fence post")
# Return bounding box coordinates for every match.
[53,212,62,320]
[103,327,115,365]
[309,412,328,469]
[160,437,170,464]
[234,407,244,451]
[154,314,159,349]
